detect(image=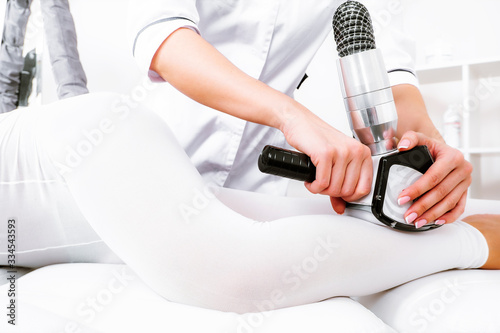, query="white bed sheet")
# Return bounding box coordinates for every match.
[1,264,499,332]
[0,264,393,333]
